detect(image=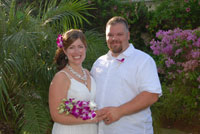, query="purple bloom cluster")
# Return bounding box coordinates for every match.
[150,28,200,69]
[150,28,200,91]
[58,98,97,120]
